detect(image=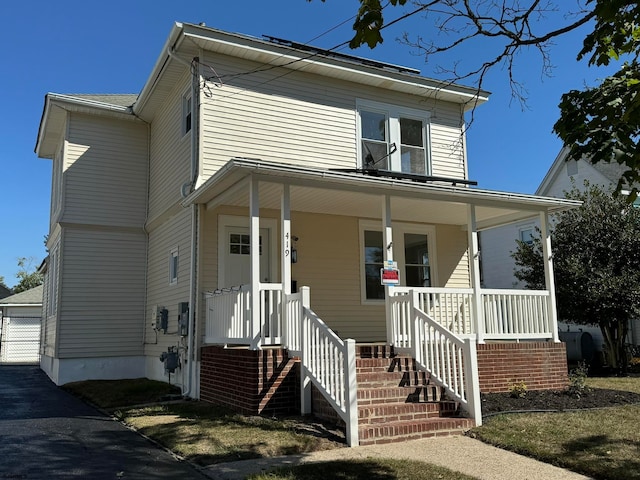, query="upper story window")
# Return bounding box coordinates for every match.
[182,92,192,135]
[358,100,431,175]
